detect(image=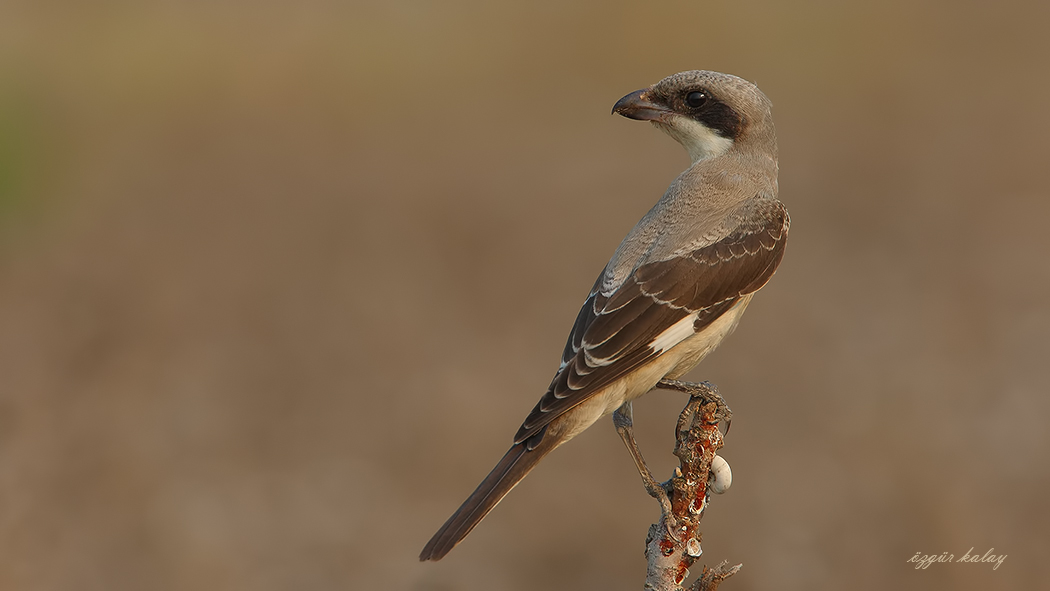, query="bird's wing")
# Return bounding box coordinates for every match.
[514,198,788,444]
